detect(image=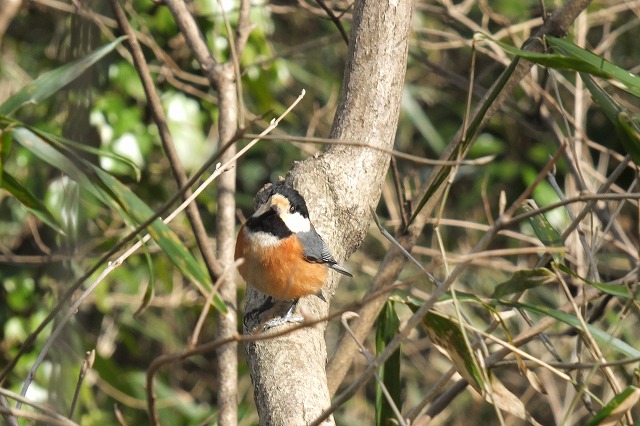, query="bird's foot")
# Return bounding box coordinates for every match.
[261,314,304,331]
[245,298,304,332]
[244,296,275,329]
